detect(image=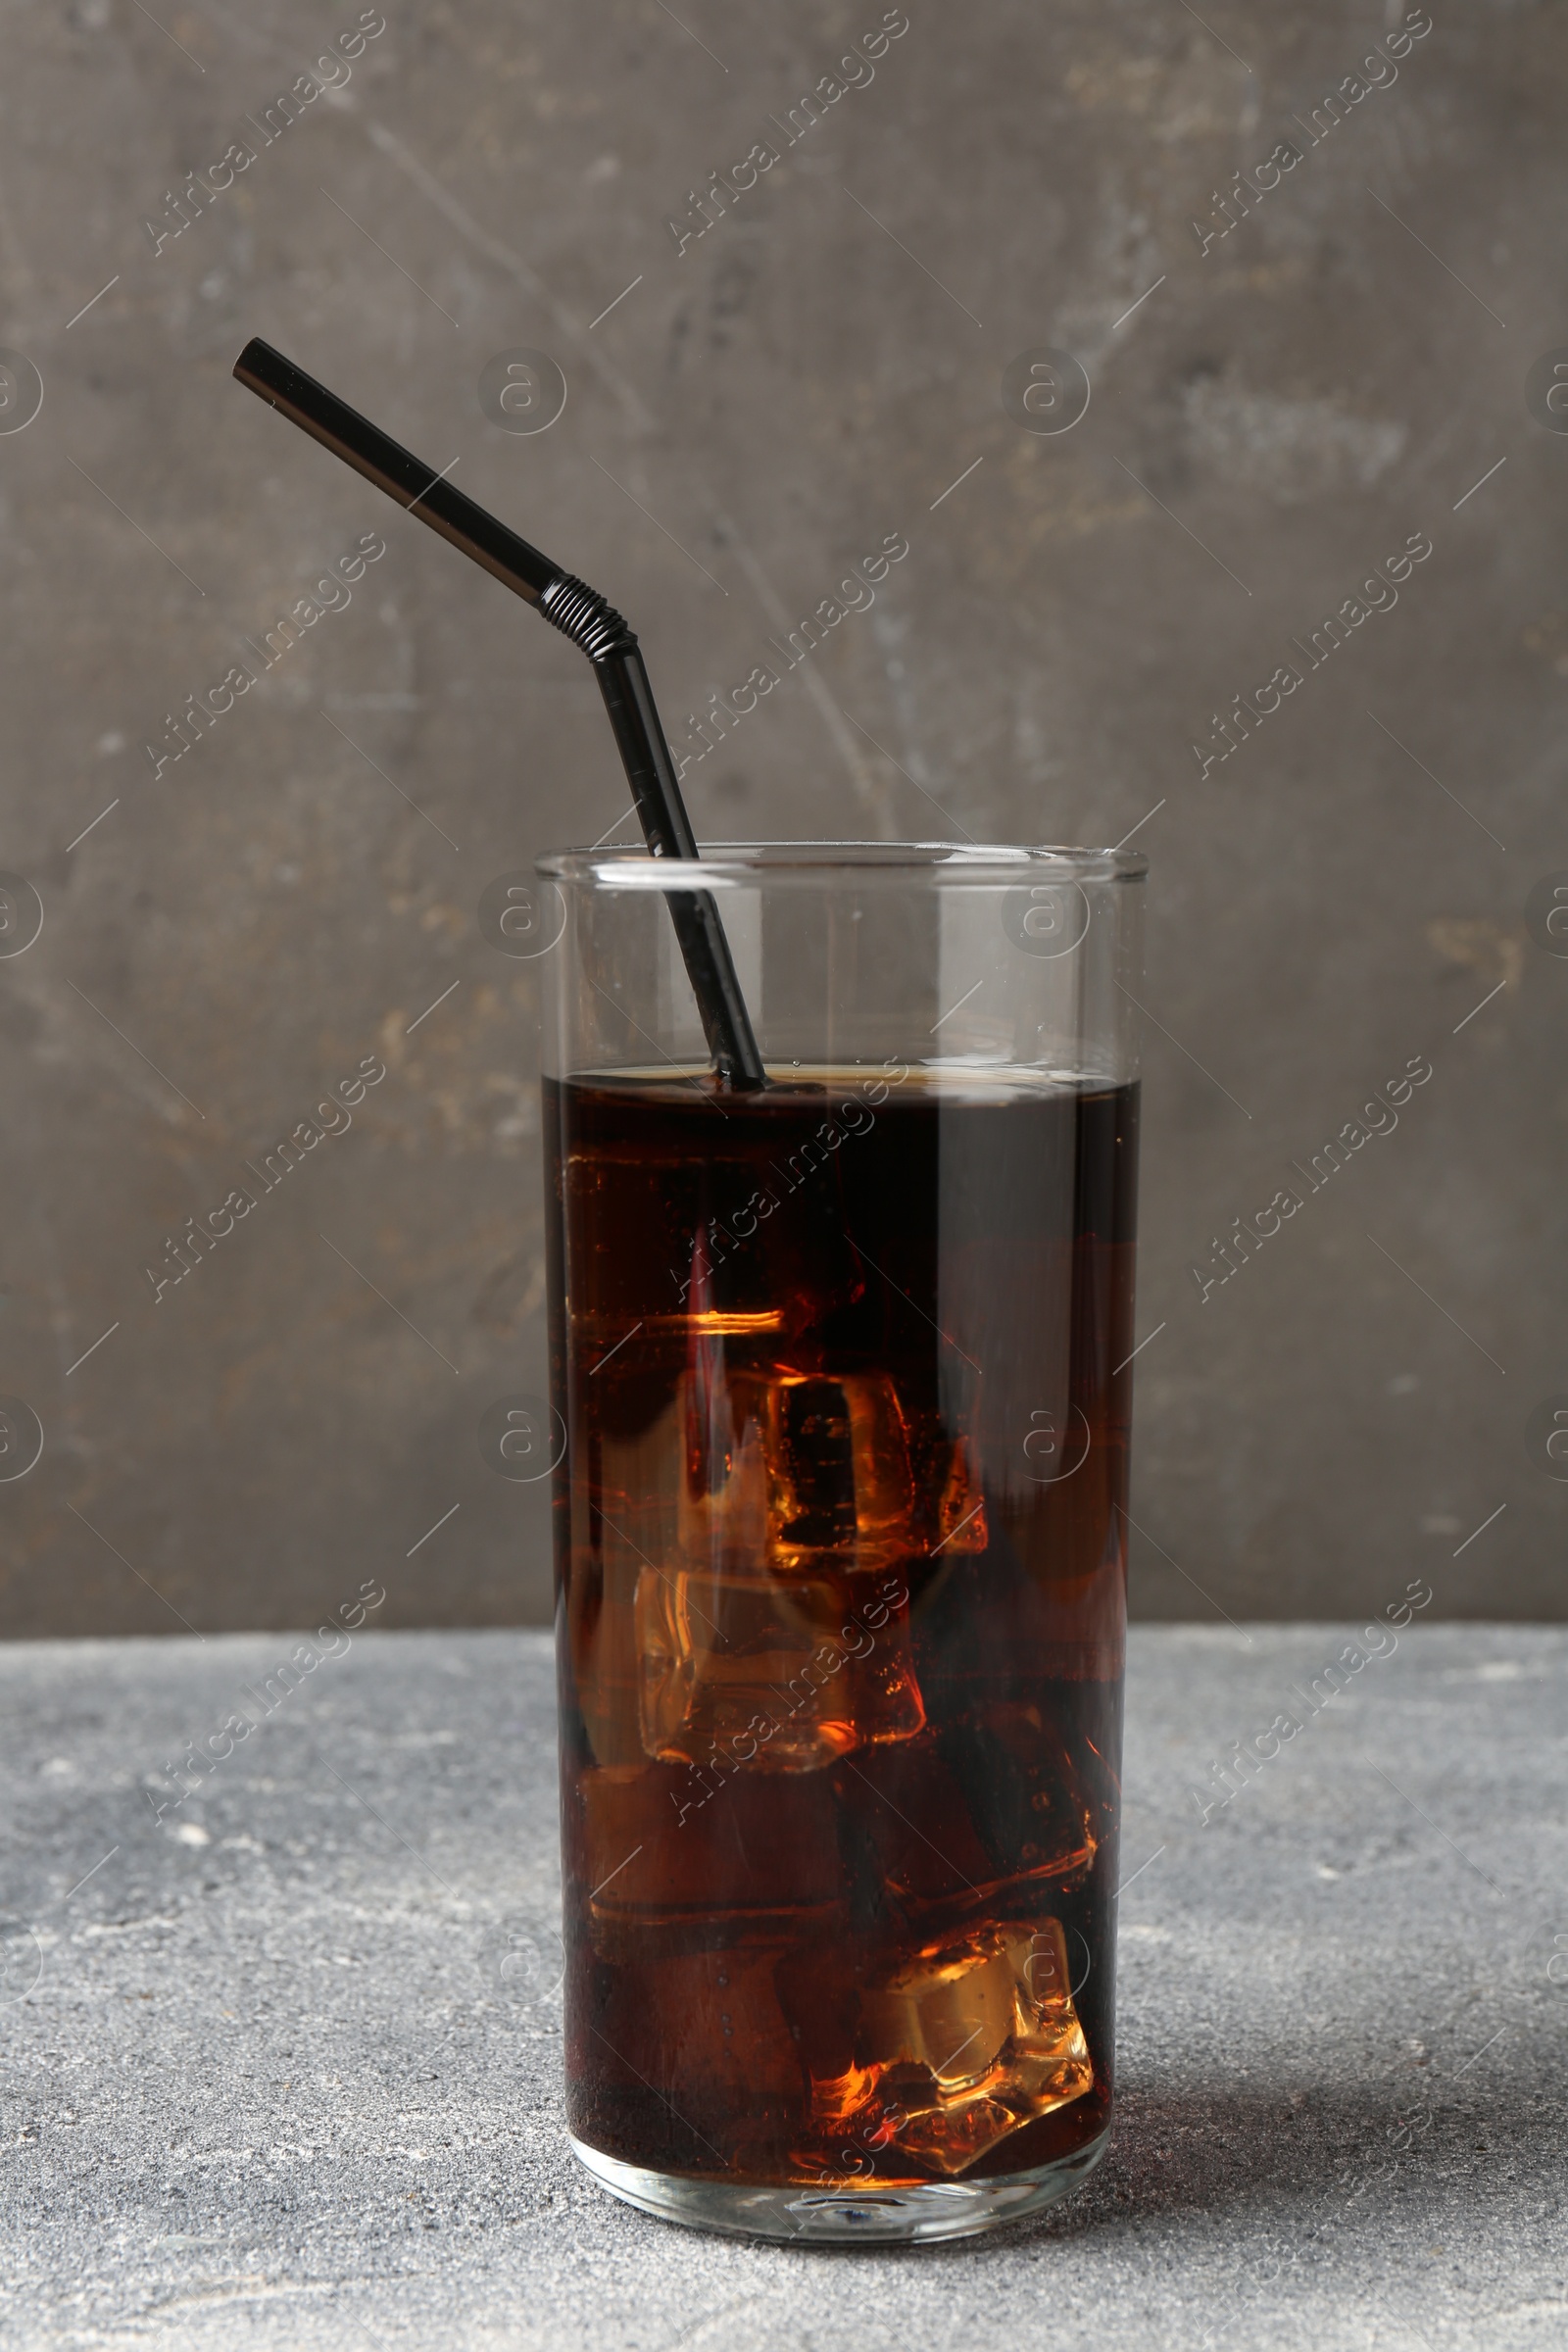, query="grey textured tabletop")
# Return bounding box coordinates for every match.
[1,1623,1563,2349]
